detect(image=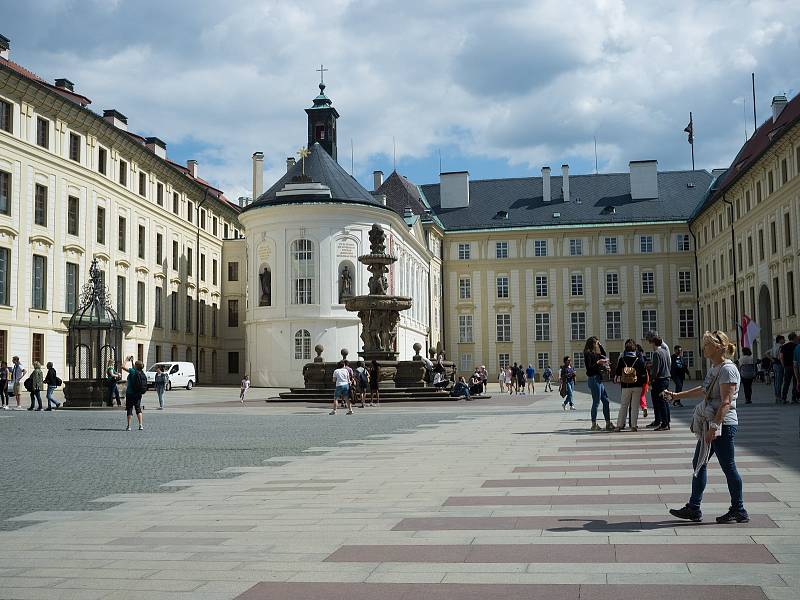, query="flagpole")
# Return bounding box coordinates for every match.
[689,112,695,170]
